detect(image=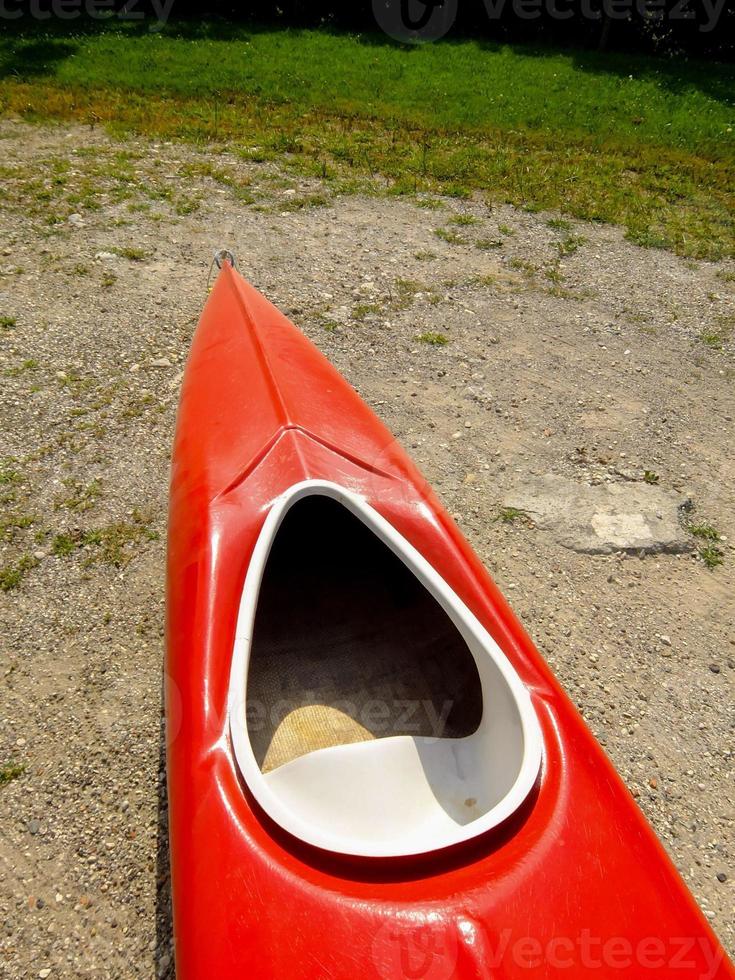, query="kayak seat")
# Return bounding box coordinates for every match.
[229,480,542,858]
